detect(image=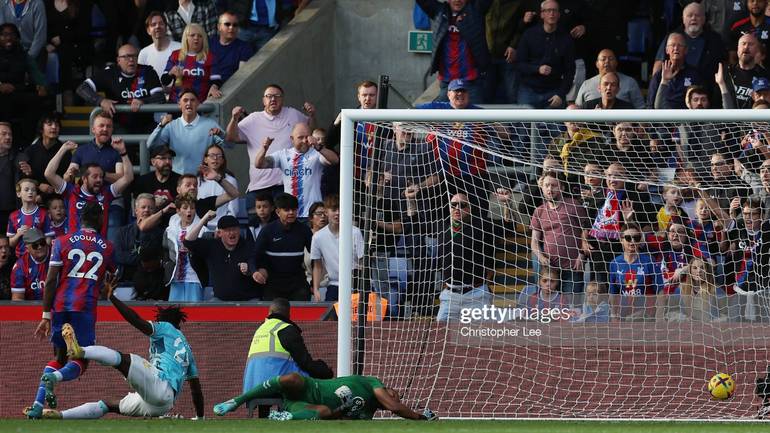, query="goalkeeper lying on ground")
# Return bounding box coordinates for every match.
[214,372,437,420]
